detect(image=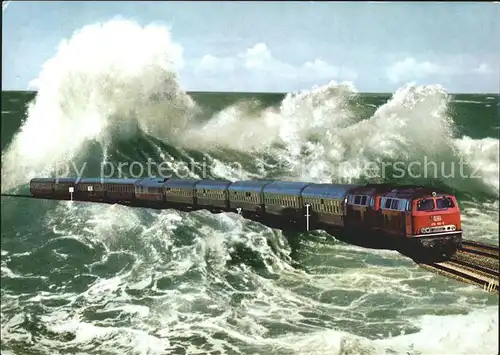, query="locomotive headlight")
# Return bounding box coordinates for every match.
[420,228,426,233]
[451,225,456,231]
[424,228,431,233]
